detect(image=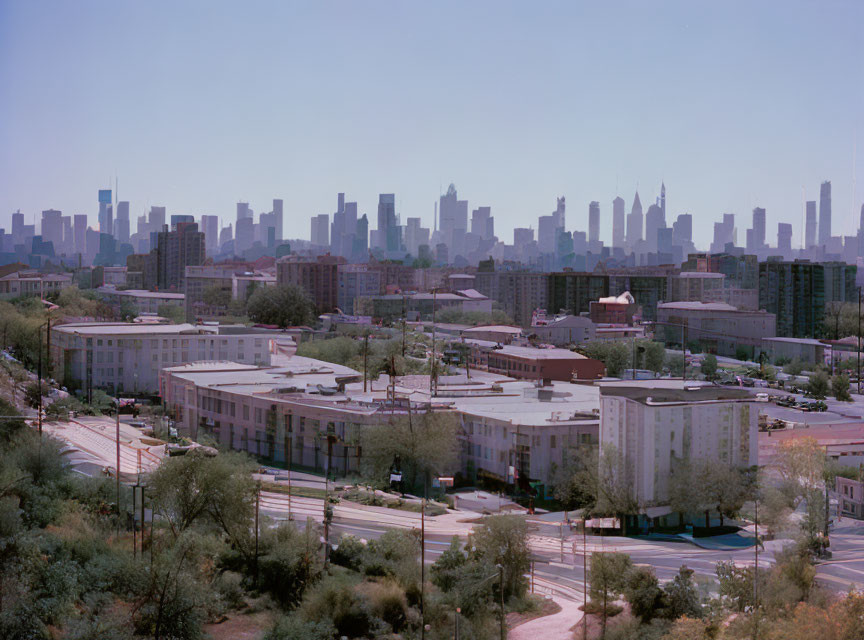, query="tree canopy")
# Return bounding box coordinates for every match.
[247,284,315,328]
